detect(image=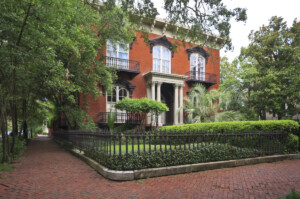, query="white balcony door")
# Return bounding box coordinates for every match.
[106,86,129,123]
[106,40,129,70]
[190,53,205,81]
